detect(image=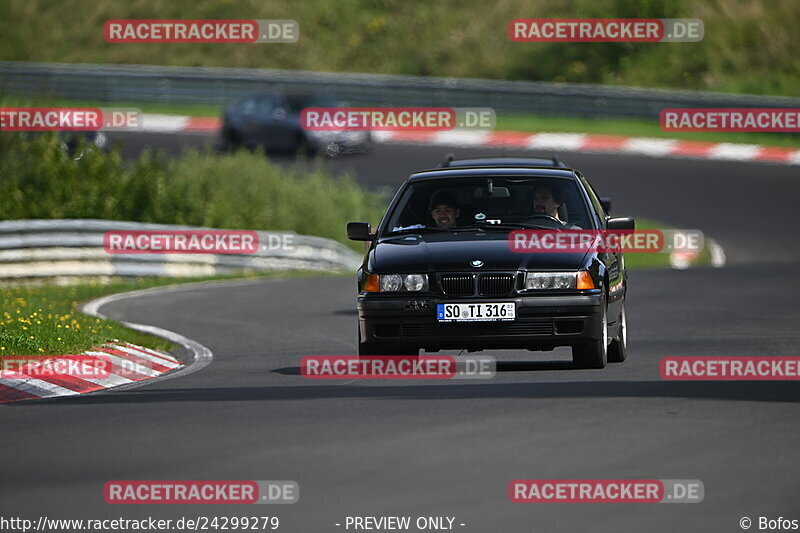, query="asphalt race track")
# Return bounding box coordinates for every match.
[2,131,799,532]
